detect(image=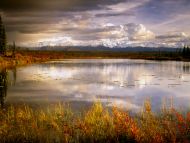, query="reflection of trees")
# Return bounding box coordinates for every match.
[0,69,8,108]
[183,64,190,73]
[13,67,17,85]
